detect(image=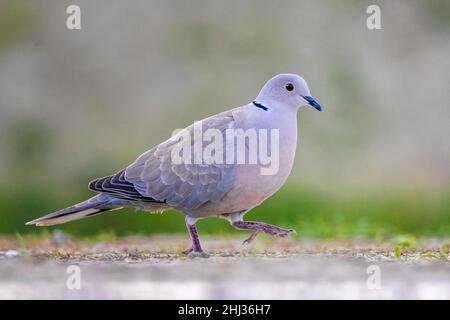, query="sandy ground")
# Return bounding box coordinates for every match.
[0,235,449,299]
